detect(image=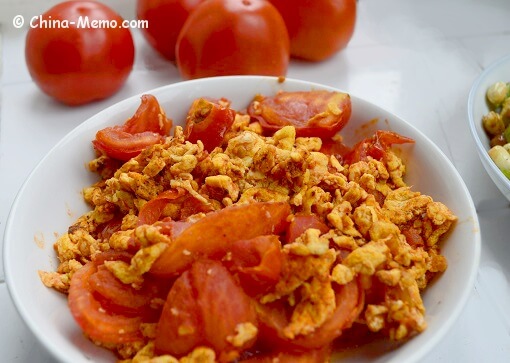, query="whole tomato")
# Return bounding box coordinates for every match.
[269,0,357,61]
[25,1,135,105]
[175,0,290,80]
[136,0,205,61]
